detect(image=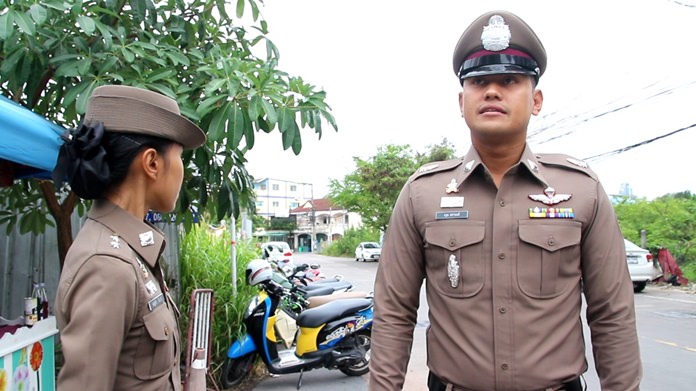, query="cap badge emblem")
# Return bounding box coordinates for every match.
[446,179,459,194]
[447,254,459,288]
[481,15,511,51]
[529,186,572,205]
